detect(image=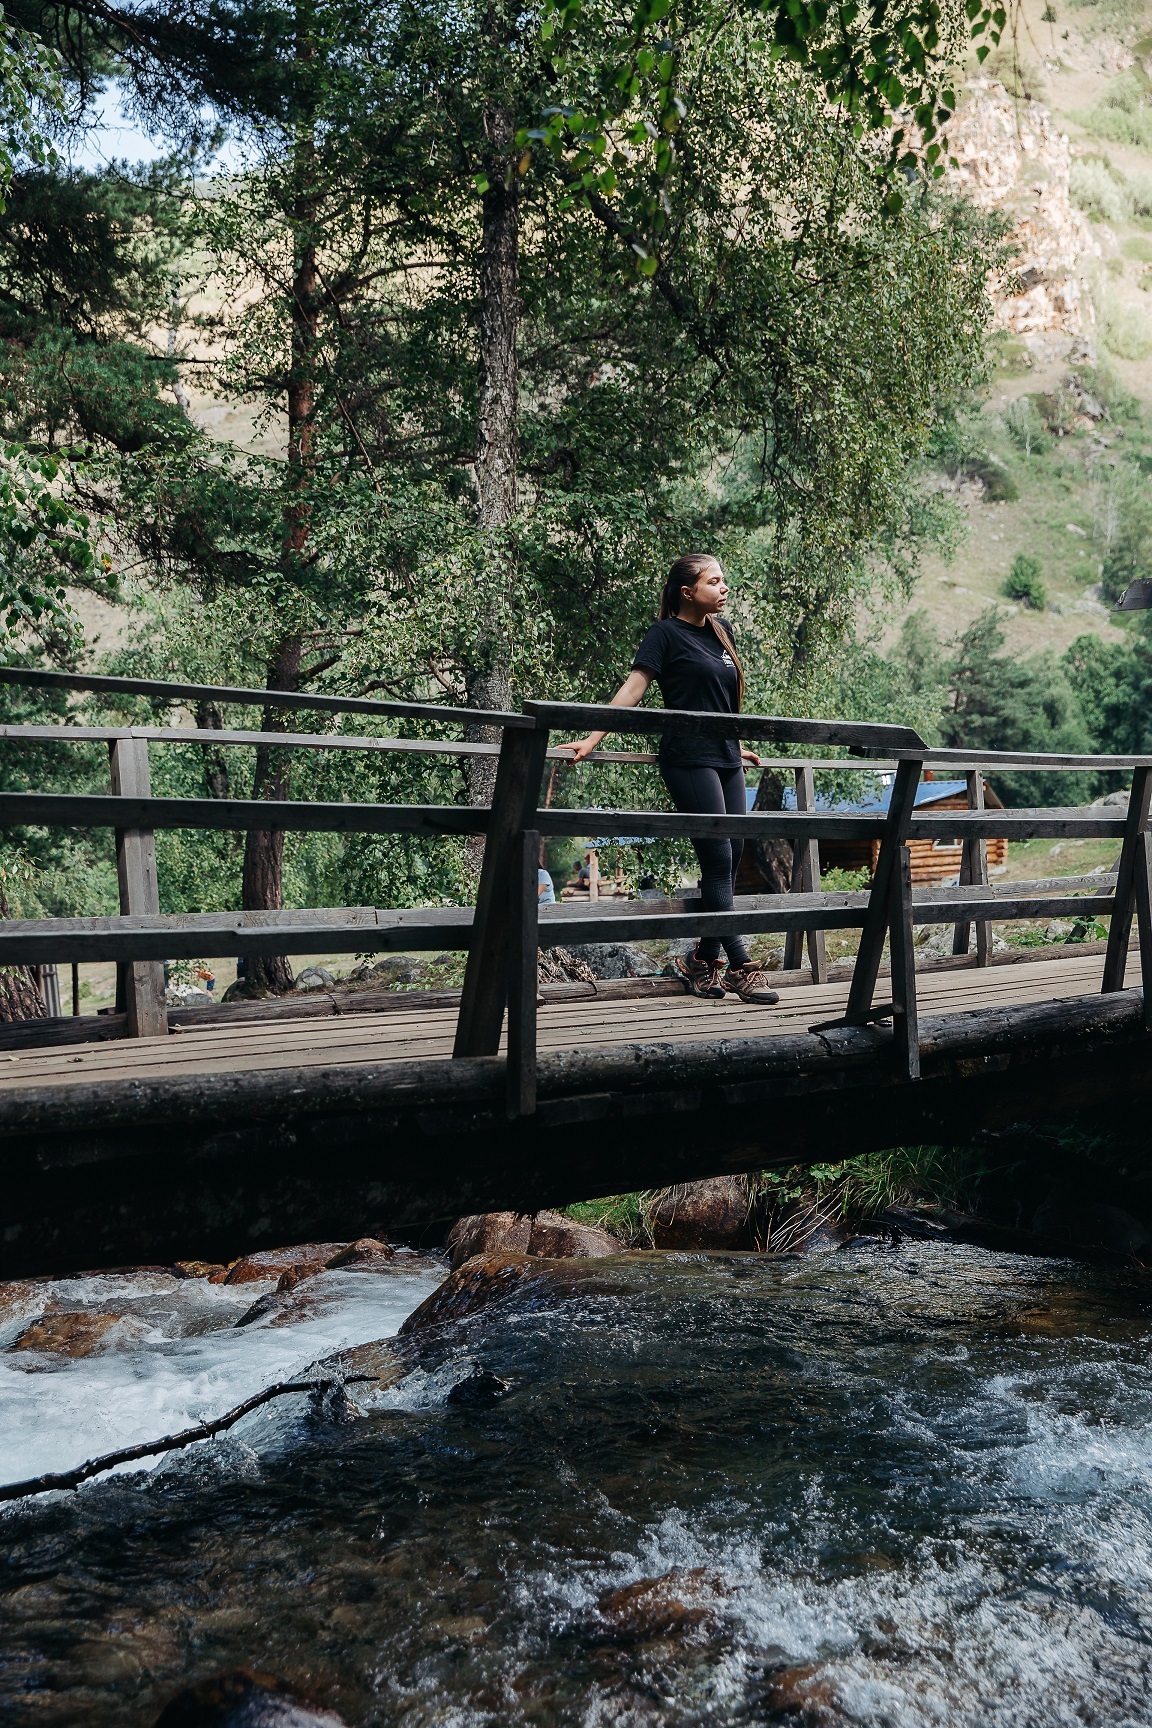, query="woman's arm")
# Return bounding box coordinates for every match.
[556,668,653,763]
